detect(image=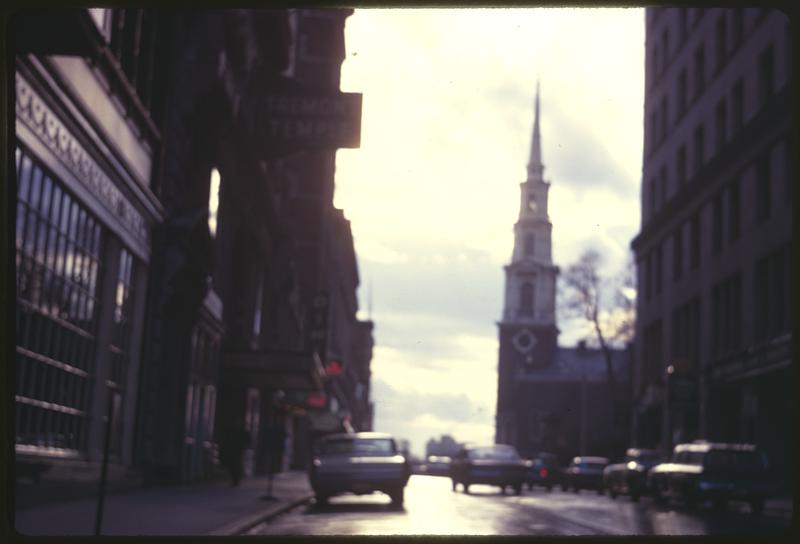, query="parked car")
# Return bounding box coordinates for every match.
[647,441,771,514]
[425,455,452,476]
[450,444,528,495]
[524,452,561,491]
[309,432,411,507]
[563,456,609,493]
[603,448,665,501]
